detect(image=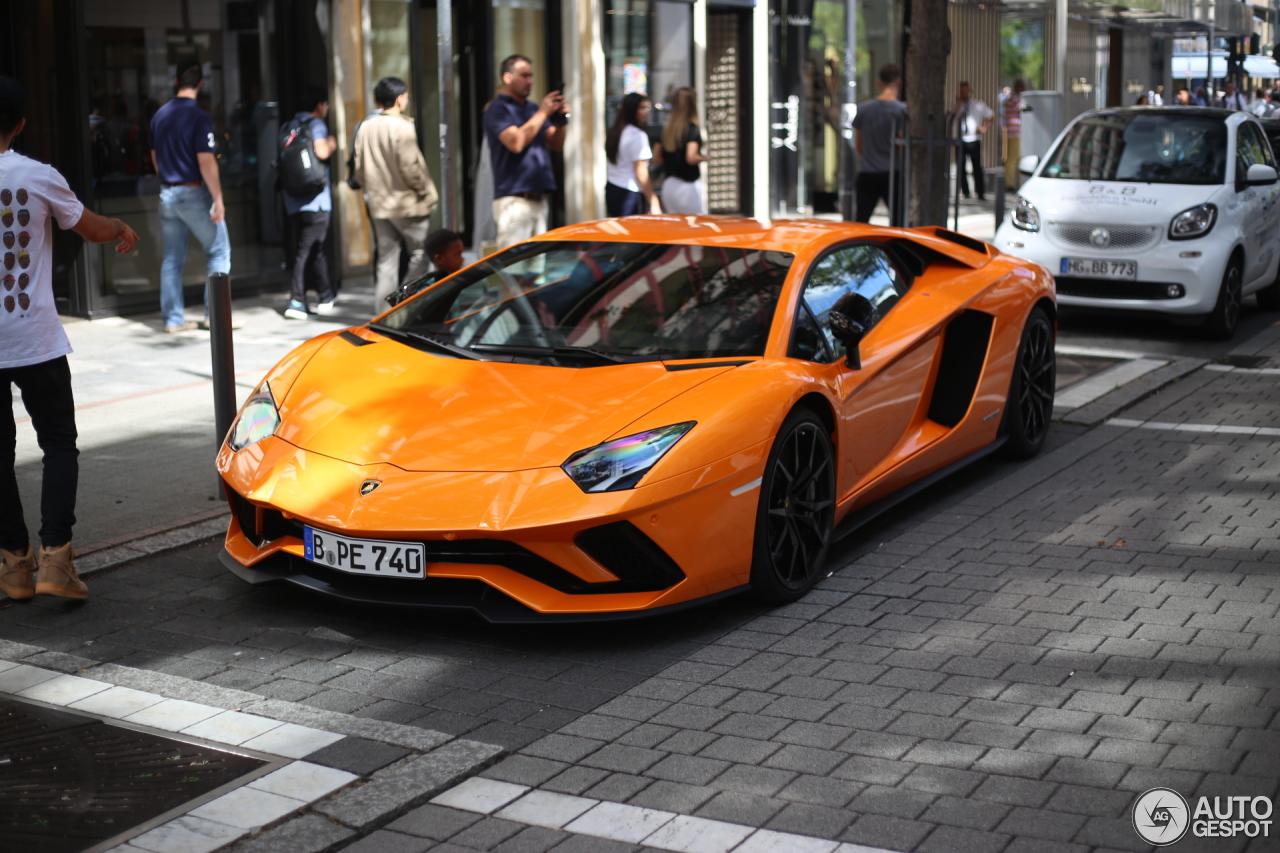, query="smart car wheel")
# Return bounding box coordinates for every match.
[1002,305,1055,460]
[750,408,836,604]
[1203,261,1242,340]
